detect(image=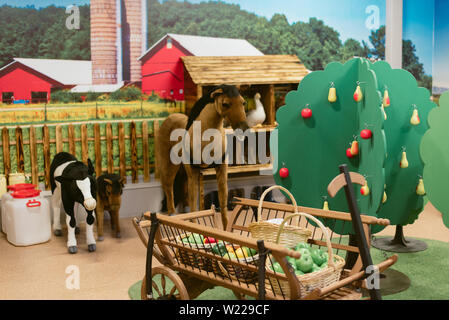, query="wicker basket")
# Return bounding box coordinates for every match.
[216,251,260,284]
[266,212,345,299]
[174,233,216,272]
[249,185,312,246]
